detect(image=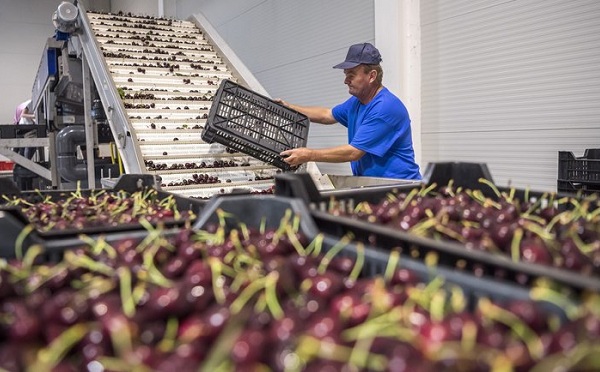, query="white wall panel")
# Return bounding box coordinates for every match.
[0,0,110,123]
[177,0,374,175]
[421,0,600,191]
[0,0,68,123]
